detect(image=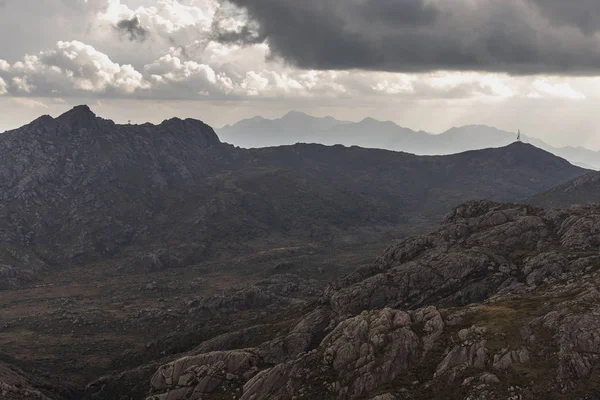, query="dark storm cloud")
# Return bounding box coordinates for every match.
[220,0,600,75]
[115,17,149,42]
[531,0,600,35]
